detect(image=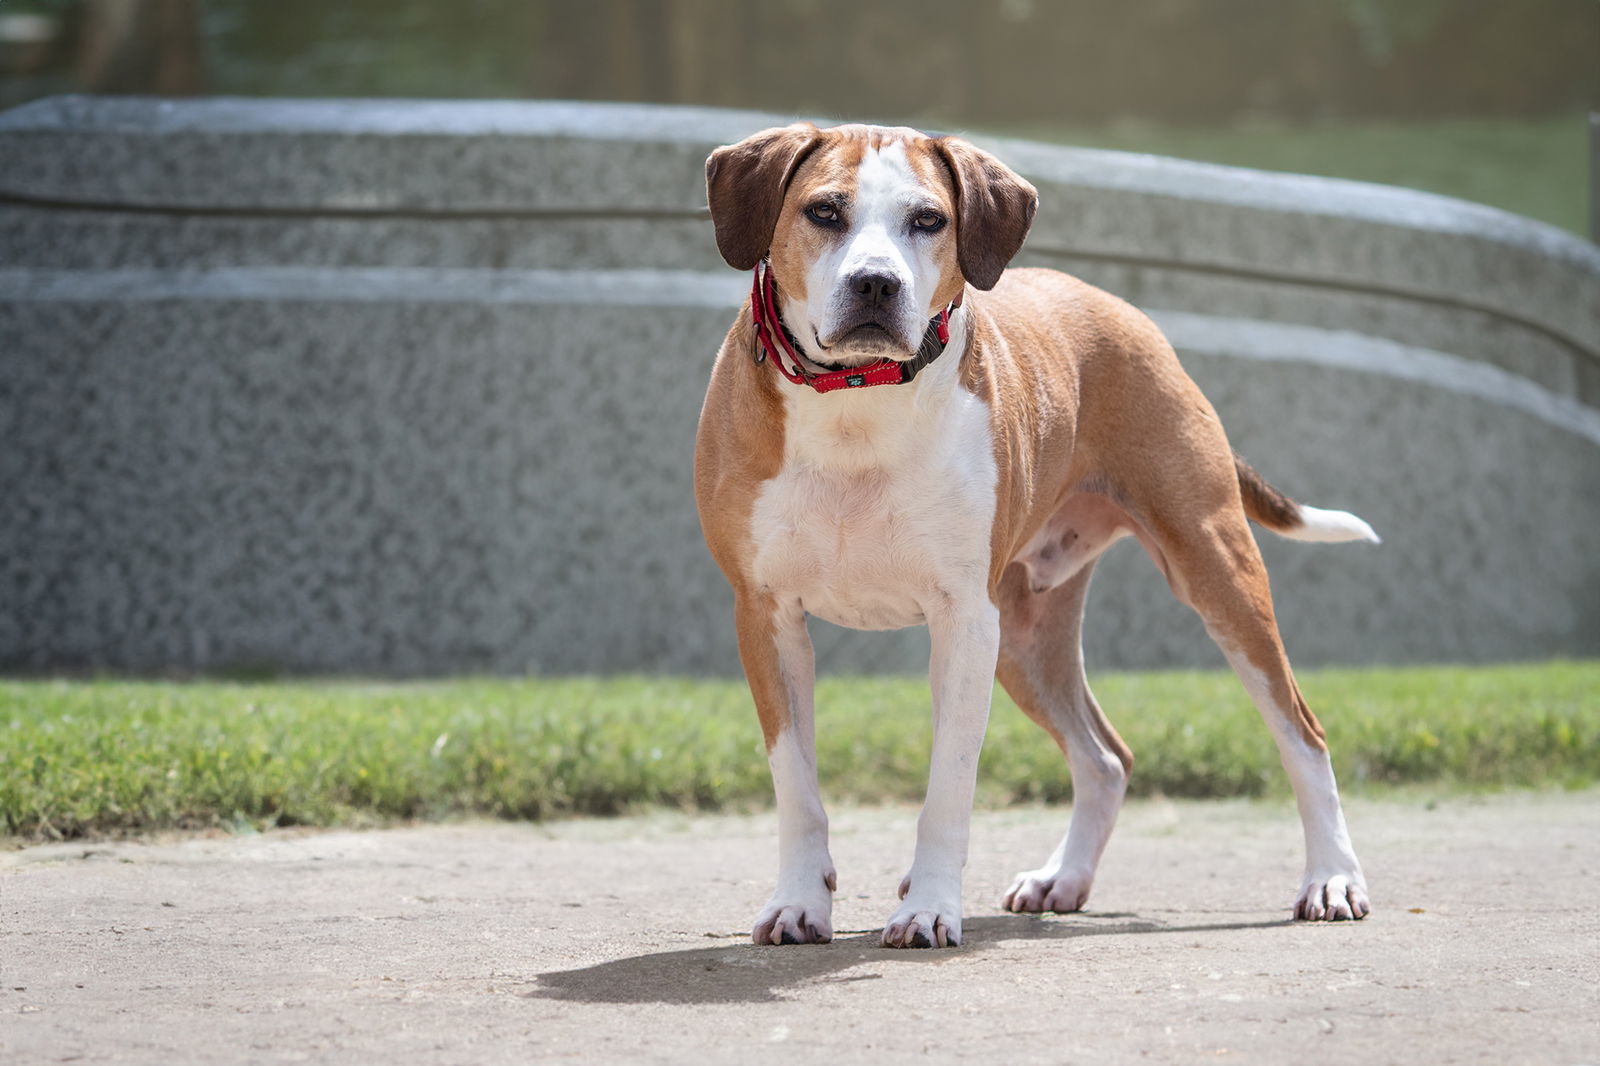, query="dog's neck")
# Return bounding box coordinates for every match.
[773,304,975,474]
